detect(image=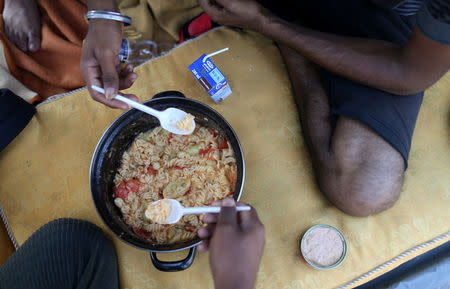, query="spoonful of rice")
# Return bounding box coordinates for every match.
[91,85,195,135]
[145,199,251,224]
